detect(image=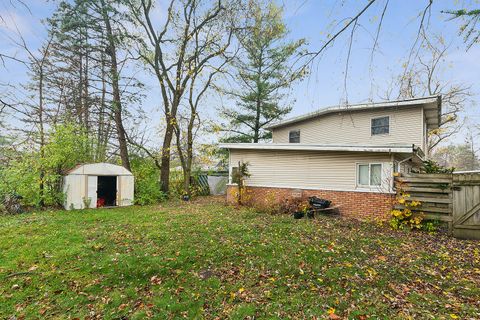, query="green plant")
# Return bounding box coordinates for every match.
[82,197,92,209]
[422,221,438,233]
[232,161,251,205]
[130,157,167,205]
[390,184,424,230]
[0,123,94,208]
[422,159,454,174]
